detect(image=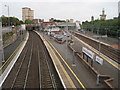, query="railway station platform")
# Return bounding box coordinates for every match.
[37,31,119,89]
[0,31,76,89]
[0,30,119,89]
[78,31,119,48]
[35,31,76,88]
[36,31,104,88]
[0,31,29,87]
